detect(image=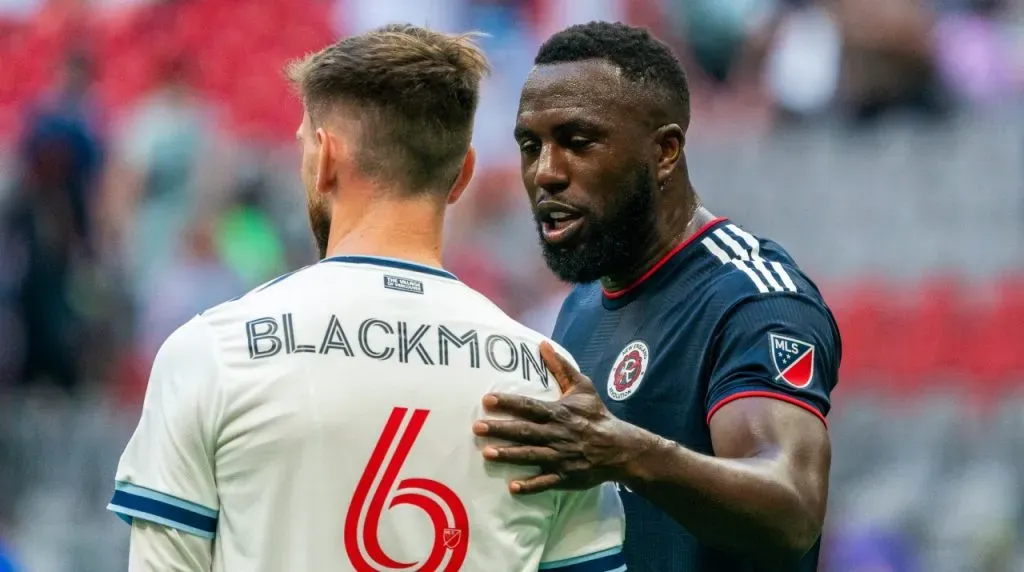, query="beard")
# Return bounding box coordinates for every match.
[537,164,658,284]
[307,192,331,260]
